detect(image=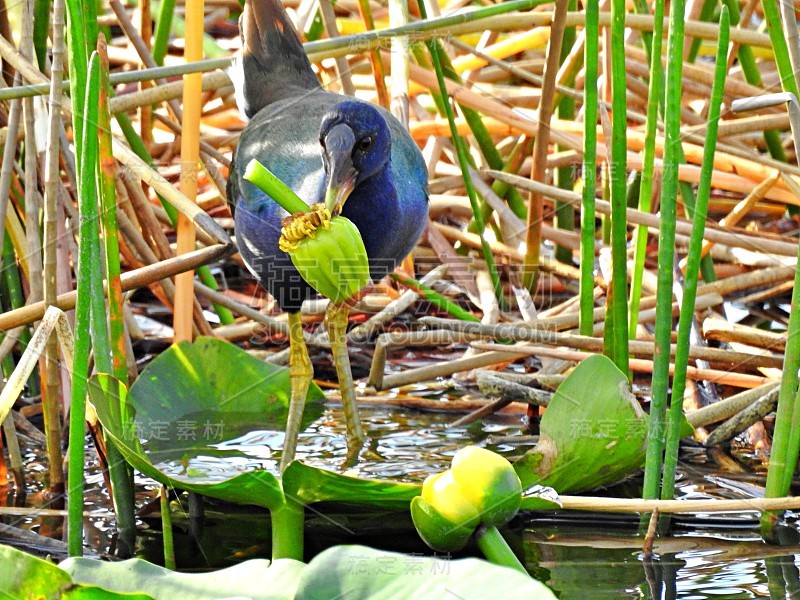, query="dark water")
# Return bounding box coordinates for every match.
[6,404,800,598]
